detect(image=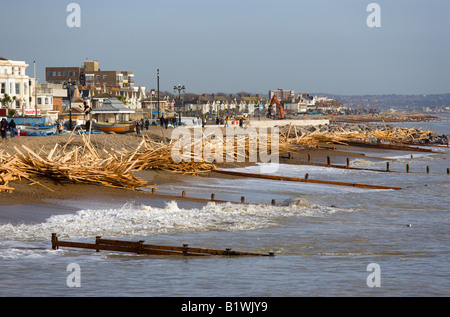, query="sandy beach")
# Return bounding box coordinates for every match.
[0,117,445,224]
[0,136,339,200]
